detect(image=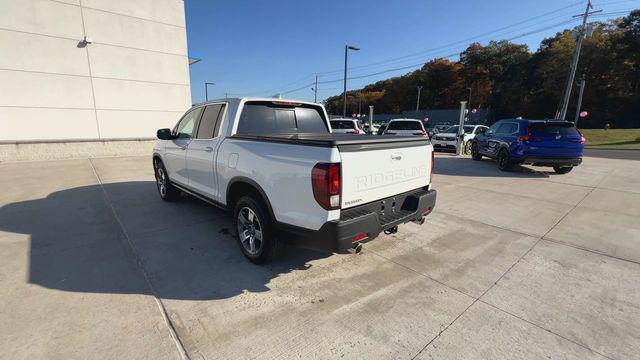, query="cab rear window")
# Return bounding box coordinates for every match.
[330,120,356,129]
[237,102,329,135]
[529,123,579,136]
